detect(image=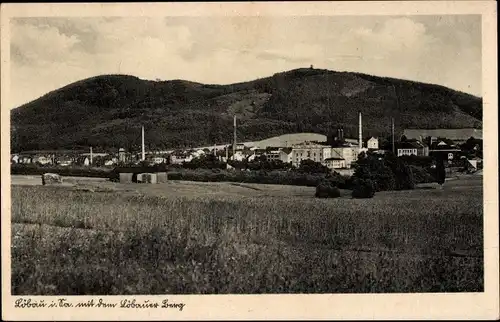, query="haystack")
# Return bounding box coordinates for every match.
[156,172,168,183]
[119,172,133,183]
[139,173,157,184]
[42,173,62,185]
